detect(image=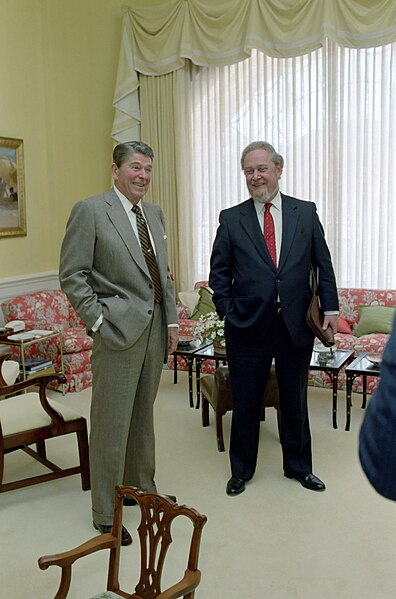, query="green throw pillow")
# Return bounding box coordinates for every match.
[190,287,216,320]
[354,304,395,337]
